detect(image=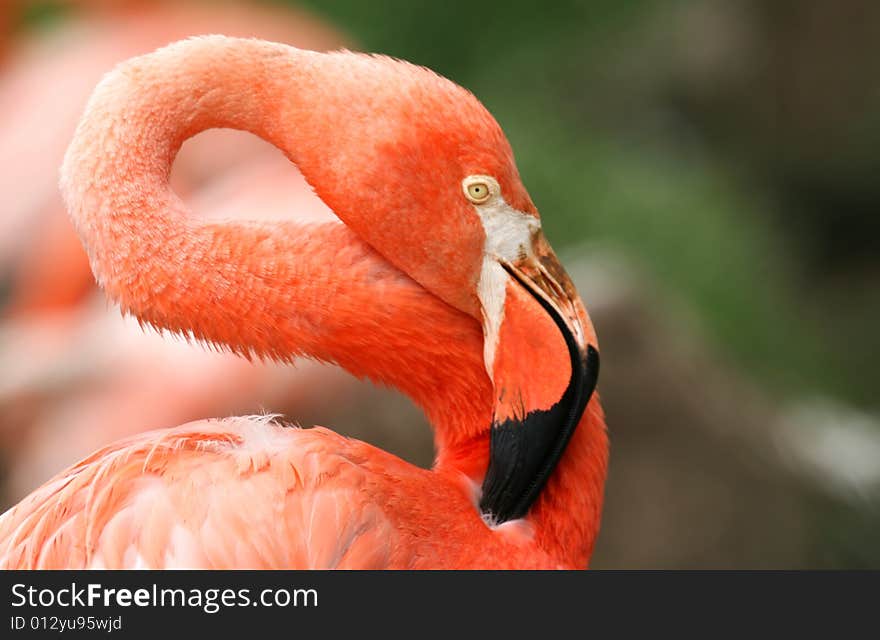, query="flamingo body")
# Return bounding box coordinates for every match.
[0,415,607,569]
